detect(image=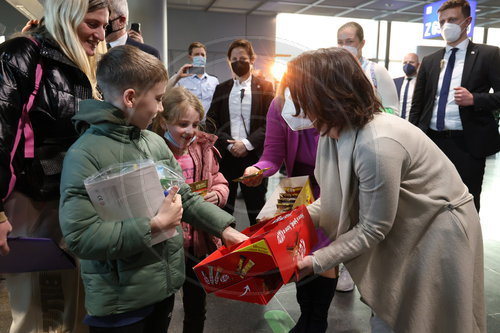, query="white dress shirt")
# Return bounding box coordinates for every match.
[108,32,128,48]
[177,73,219,119]
[399,76,417,120]
[228,76,254,151]
[430,38,469,130]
